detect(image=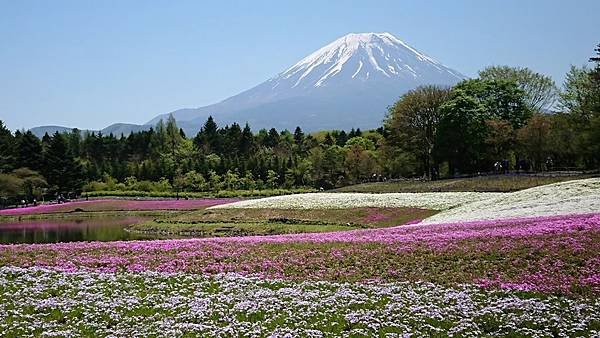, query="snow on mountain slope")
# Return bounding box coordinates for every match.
[147,32,465,132]
[273,32,463,91]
